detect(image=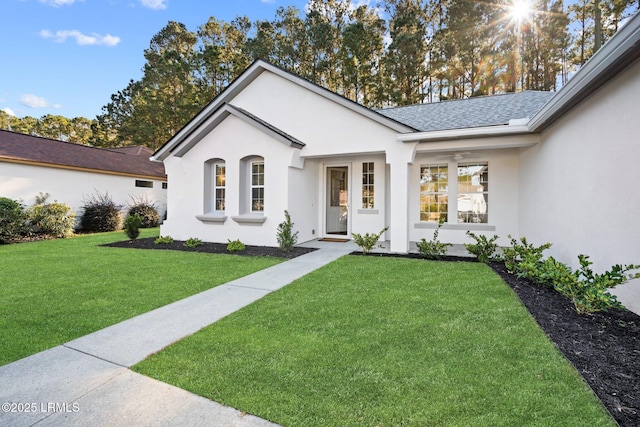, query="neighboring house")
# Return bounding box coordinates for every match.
[153,13,640,310]
[0,130,167,221]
